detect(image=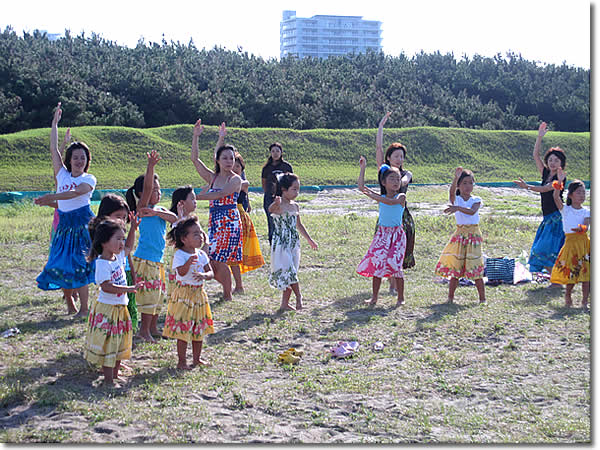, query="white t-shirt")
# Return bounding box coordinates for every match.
[55,167,97,212]
[95,251,128,305]
[454,195,482,225]
[172,249,210,286]
[561,205,590,234]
